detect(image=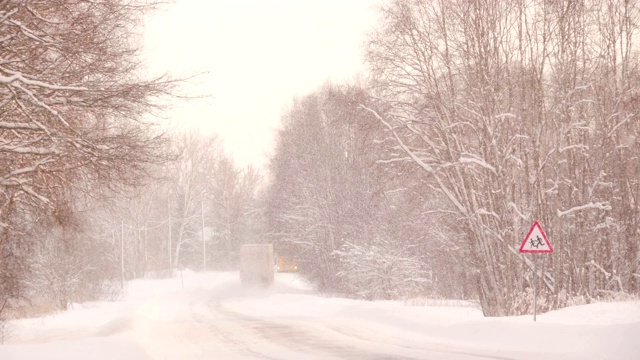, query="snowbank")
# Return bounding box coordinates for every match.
[0,271,638,360]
